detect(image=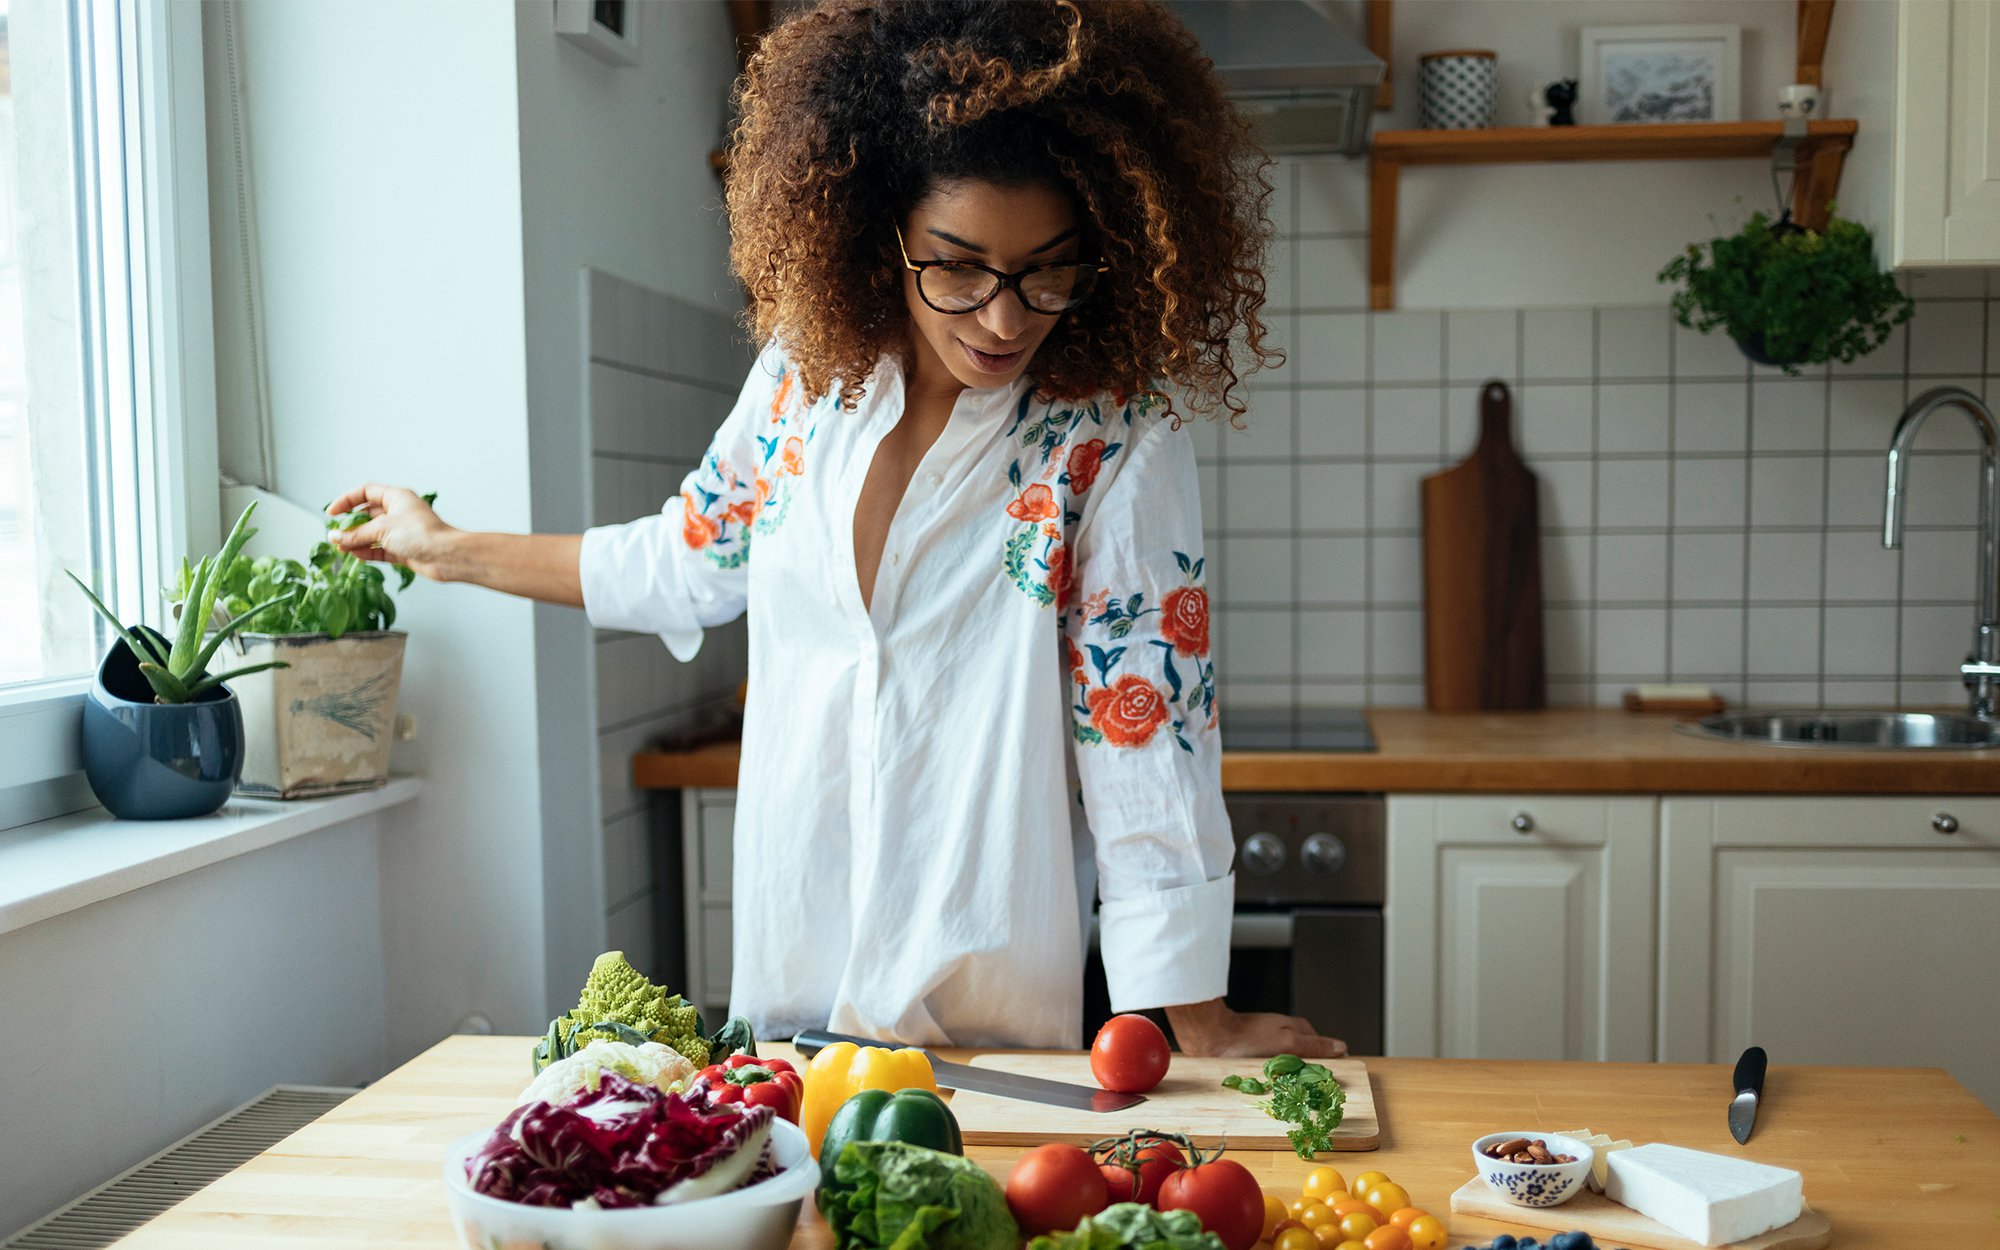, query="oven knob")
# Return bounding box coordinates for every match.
[1240,832,1286,875]
[1301,833,1347,875]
